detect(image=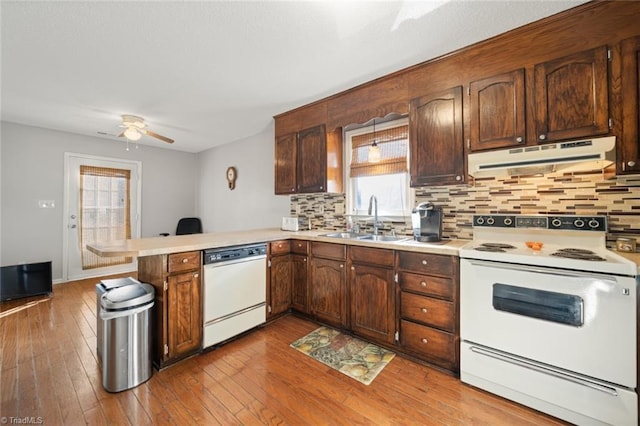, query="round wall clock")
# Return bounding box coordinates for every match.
[226,166,237,190]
